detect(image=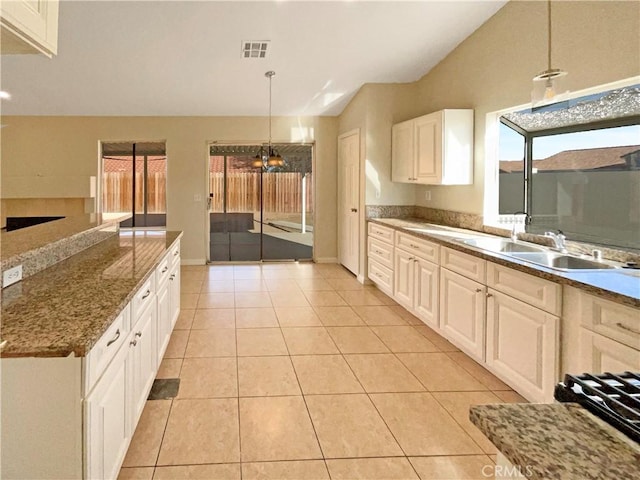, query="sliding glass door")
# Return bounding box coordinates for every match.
[208,144,313,262]
[101,142,167,227]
